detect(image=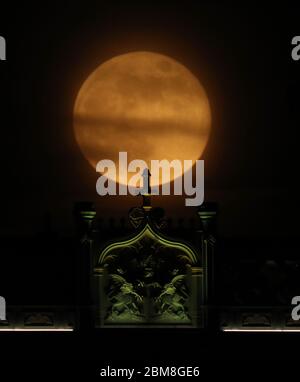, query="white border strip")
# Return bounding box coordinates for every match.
[0,328,73,332]
[222,328,300,332]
